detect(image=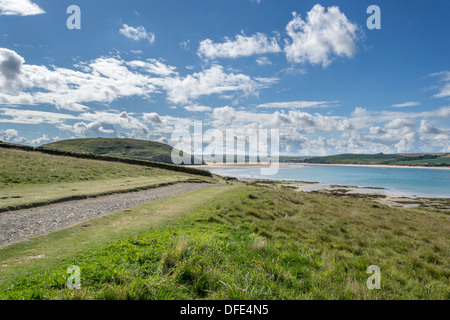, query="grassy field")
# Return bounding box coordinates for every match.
[42,138,198,164]
[395,157,450,165]
[1,185,448,300]
[300,153,450,167]
[0,147,213,211]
